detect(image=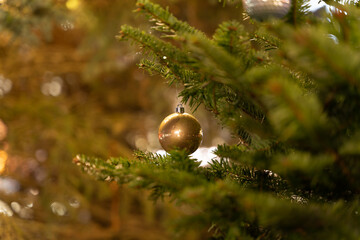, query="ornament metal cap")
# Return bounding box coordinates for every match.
[175,104,185,114]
